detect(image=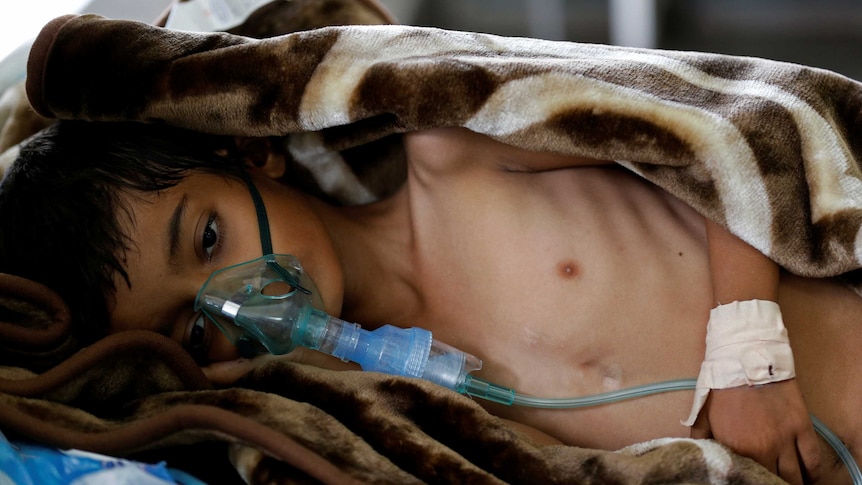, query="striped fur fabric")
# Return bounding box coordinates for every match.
[26,14,862,291]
